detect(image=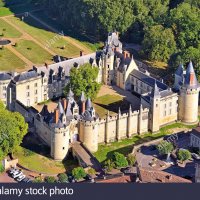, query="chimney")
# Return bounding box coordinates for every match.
[62,98,67,111]
[54,108,59,124]
[80,51,84,57]
[123,51,130,58]
[82,101,86,114]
